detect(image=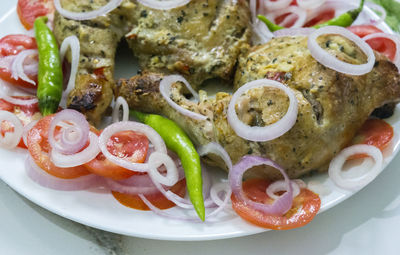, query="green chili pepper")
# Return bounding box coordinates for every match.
[258,0,365,32]
[130,110,205,221]
[34,16,63,116]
